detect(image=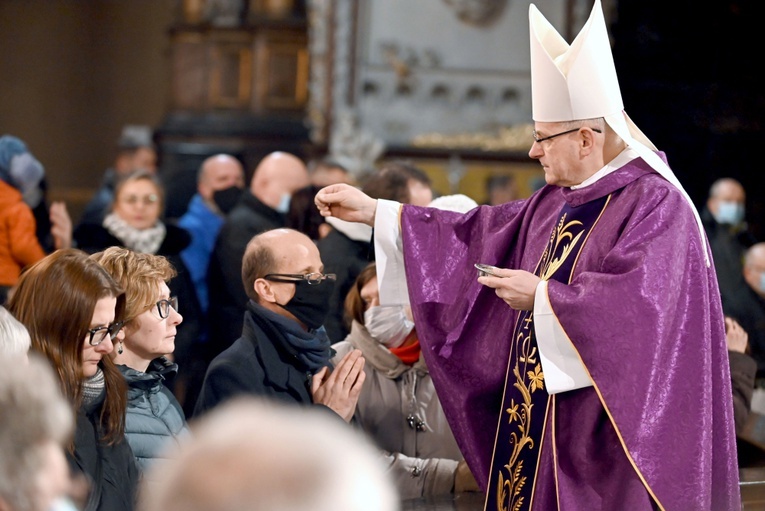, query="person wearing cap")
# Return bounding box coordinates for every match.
[313,1,739,509]
[0,136,73,254]
[0,135,72,303]
[79,125,157,227]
